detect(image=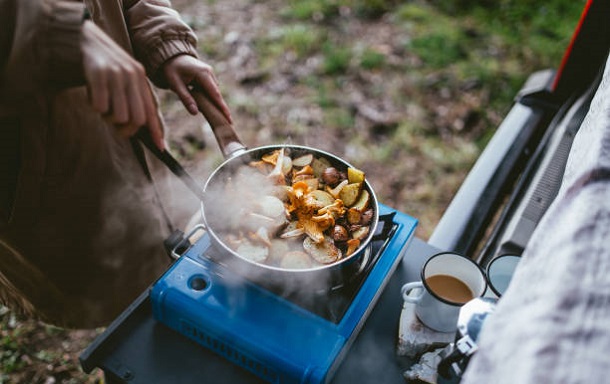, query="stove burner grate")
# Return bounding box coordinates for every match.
[192,211,398,323]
